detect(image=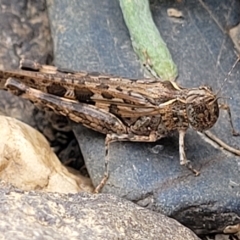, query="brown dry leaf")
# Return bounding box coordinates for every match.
[229,23,240,53]
[167,8,183,18]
